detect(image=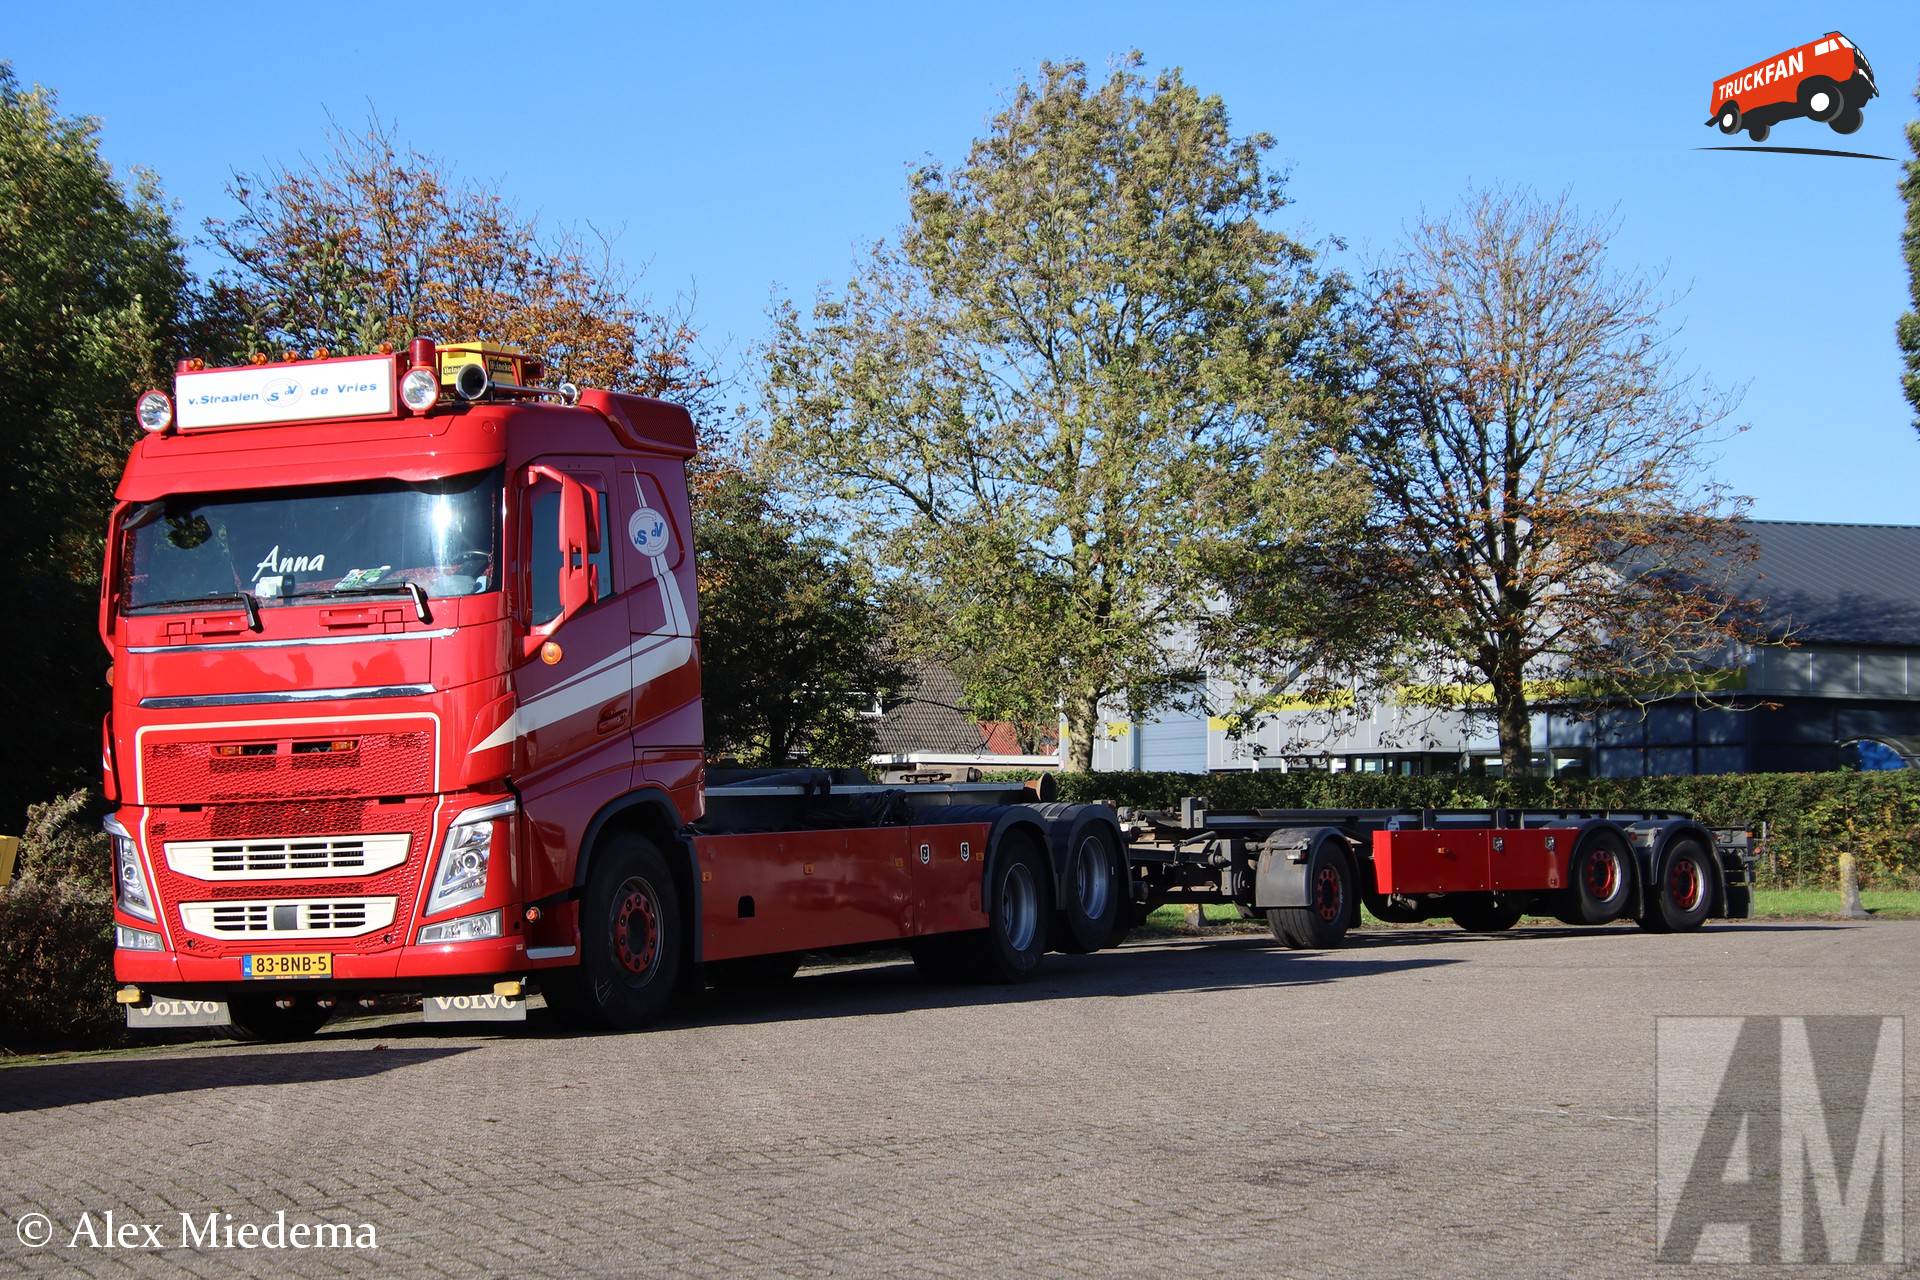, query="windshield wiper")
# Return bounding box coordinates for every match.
[290,581,431,624]
[128,591,262,631]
